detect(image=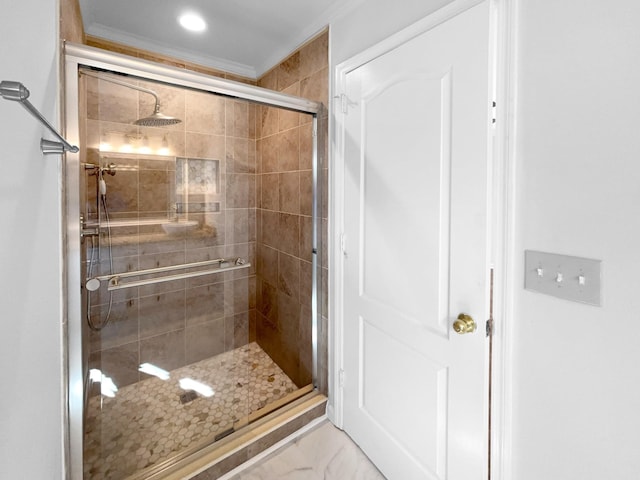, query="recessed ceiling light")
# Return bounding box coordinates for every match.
[178,12,207,32]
